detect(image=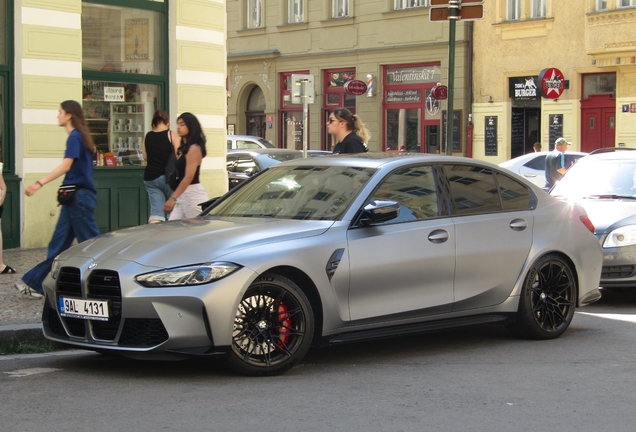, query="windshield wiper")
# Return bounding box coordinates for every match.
[584,194,636,200]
